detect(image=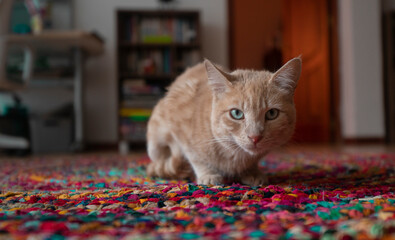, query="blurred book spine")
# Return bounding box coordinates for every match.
[127,50,171,75]
[119,107,152,141]
[125,16,196,44]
